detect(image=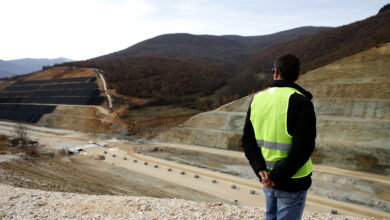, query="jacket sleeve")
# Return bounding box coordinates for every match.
[242,102,267,180]
[270,94,316,186]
